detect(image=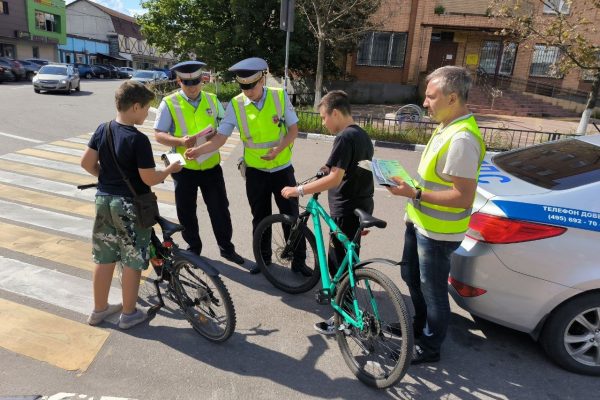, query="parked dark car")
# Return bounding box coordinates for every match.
[93,64,118,78]
[24,58,50,67]
[17,59,41,81]
[91,65,111,79]
[0,57,26,81]
[74,63,95,79]
[0,65,14,83]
